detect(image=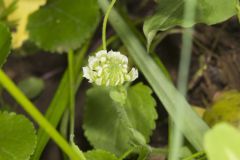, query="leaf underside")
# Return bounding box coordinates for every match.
[143,0,237,48]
